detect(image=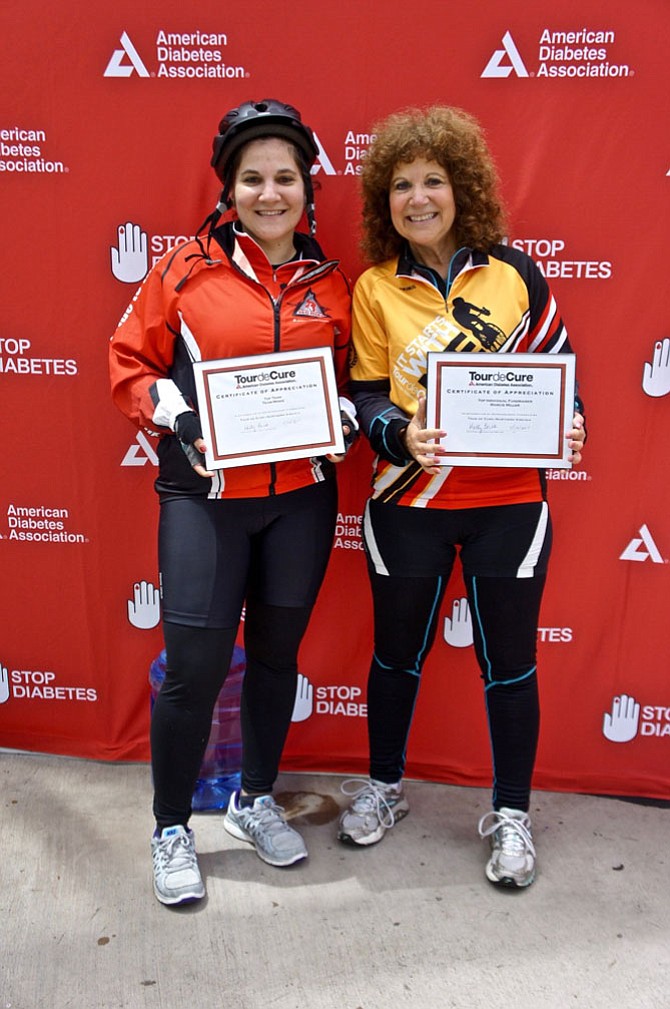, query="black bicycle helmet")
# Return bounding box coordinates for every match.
[211,98,318,182]
[210,98,319,235]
